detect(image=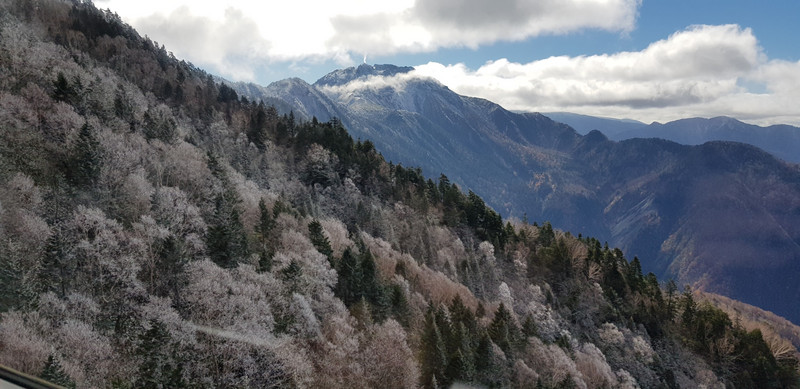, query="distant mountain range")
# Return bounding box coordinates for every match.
[545,112,800,164]
[541,112,647,138]
[4,2,799,386]
[233,64,800,324]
